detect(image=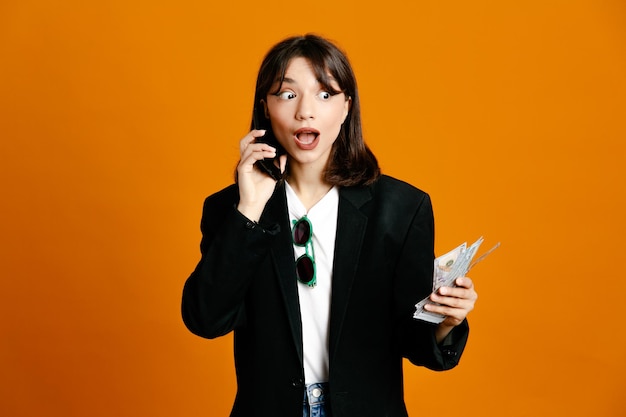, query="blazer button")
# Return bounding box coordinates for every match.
[443,349,458,358]
[291,378,304,388]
